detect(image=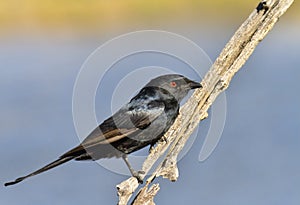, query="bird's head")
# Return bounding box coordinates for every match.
[145,74,202,102]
